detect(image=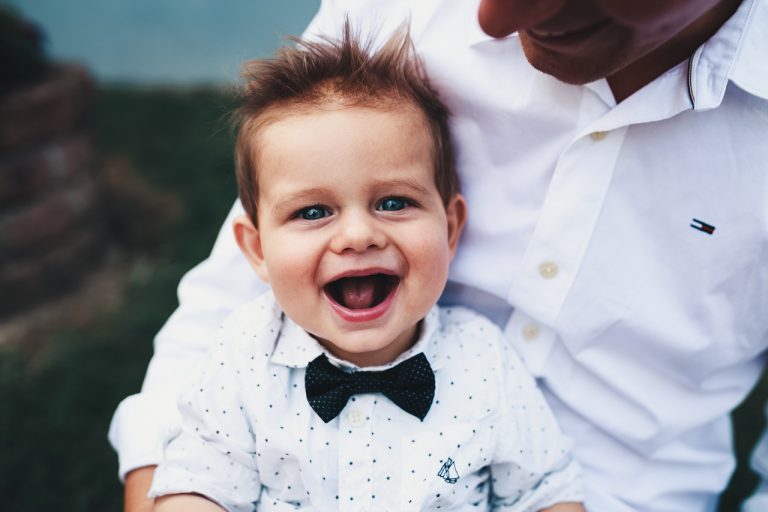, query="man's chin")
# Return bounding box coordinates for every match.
[519,36,618,85]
